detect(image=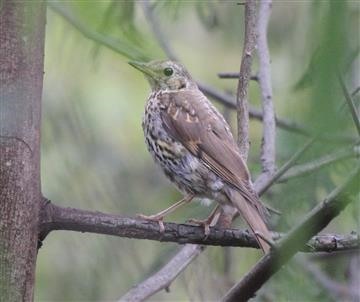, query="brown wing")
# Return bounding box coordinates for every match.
[158,90,259,206]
